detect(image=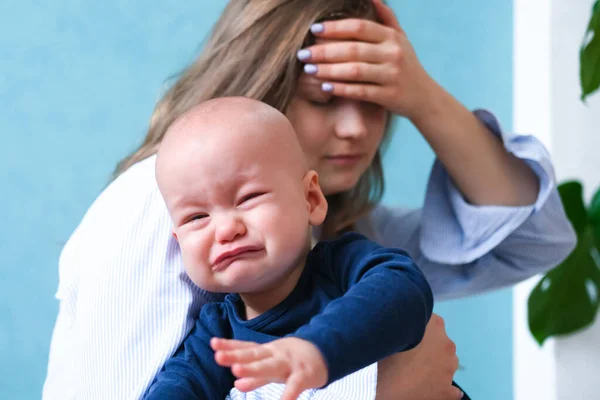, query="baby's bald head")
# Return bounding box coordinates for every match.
[153,98,328,297]
[156,97,308,209]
